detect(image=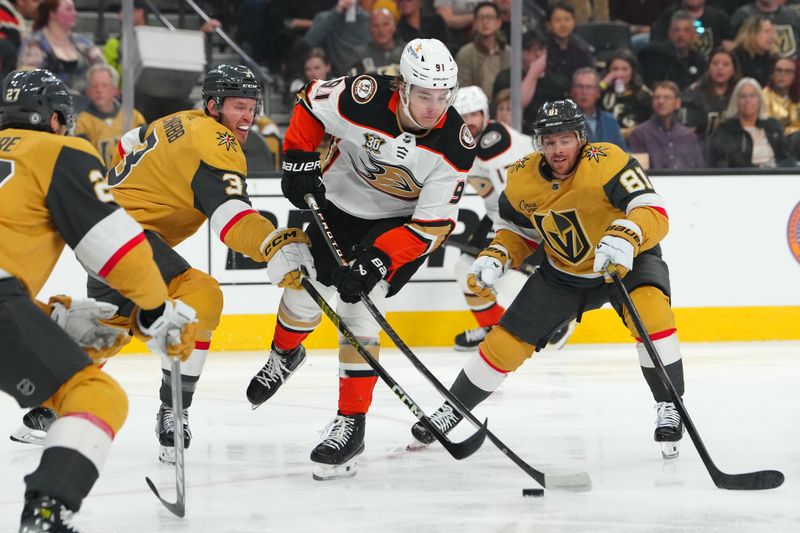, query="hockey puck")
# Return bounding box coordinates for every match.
[522,488,544,497]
